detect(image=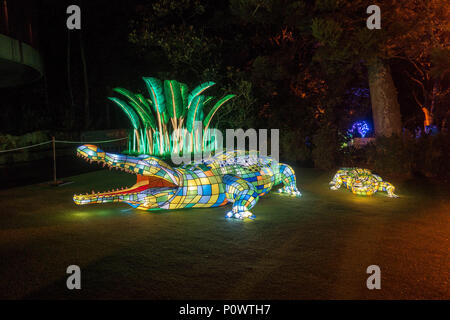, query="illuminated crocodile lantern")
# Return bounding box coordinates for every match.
[73,144,301,219]
[329,168,398,197]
